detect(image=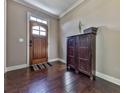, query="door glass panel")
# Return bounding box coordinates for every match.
[41,20,47,24]
[37,19,47,24]
[32,30,39,35]
[32,26,39,30]
[40,26,46,31]
[30,16,36,21]
[40,31,46,36]
[30,16,47,24]
[37,18,42,23]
